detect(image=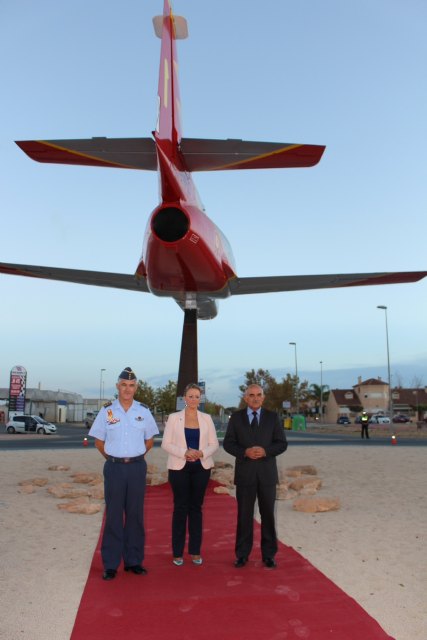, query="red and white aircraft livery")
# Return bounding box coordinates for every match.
[1,1,425,392]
